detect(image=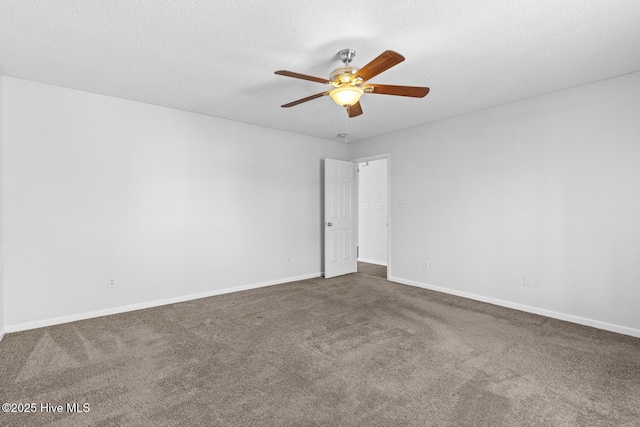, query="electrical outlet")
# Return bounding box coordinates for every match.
[423,261,429,269]
[107,278,116,289]
[524,275,533,287]
[287,257,292,264]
